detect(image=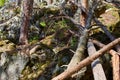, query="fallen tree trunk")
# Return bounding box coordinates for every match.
[92,39,119,56]
[66,1,98,78]
[112,53,120,80]
[67,29,88,69]
[66,0,93,77]
[92,39,120,80]
[67,0,98,70]
[87,40,107,80]
[52,38,120,80]
[94,18,120,54]
[64,1,99,79]
[94,19,120,80]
